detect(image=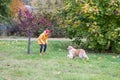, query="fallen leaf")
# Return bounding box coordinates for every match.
[112,56,116,58]
[116,56,119,58]
[117,70,120,73]
[98,57,102,60]
[58,71,61,74]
